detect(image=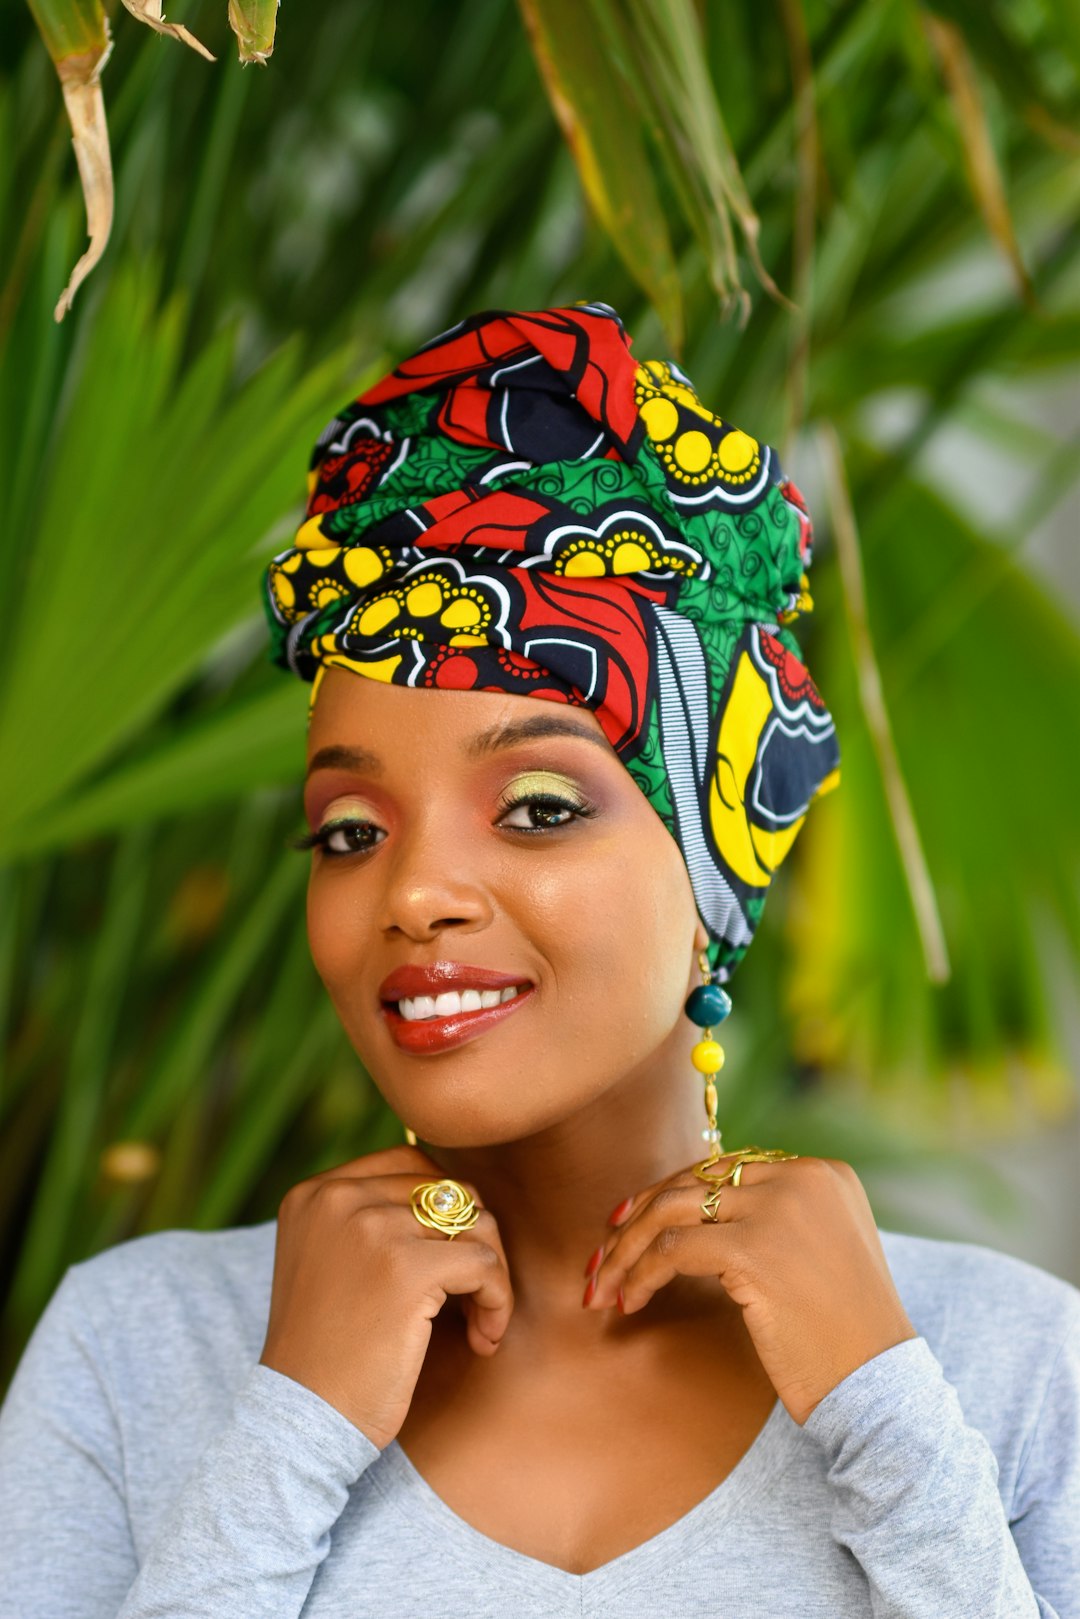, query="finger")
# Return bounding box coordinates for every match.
[392,1181,513,1351]
[377,1177,513,1348]
[591,1177,758,1309]
[604,1172,673,1232]
[303,1143,451,1187]
[305,1169,484,1219]
[422,1227,515,1349]
[603,1151,771,1231]
[590,1181,698,1307]
[309,1168,513,1351]
[440,1208,514,1349]
[618,1223,746,1314]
